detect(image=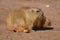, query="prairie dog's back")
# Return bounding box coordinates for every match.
[7,7,27,30]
